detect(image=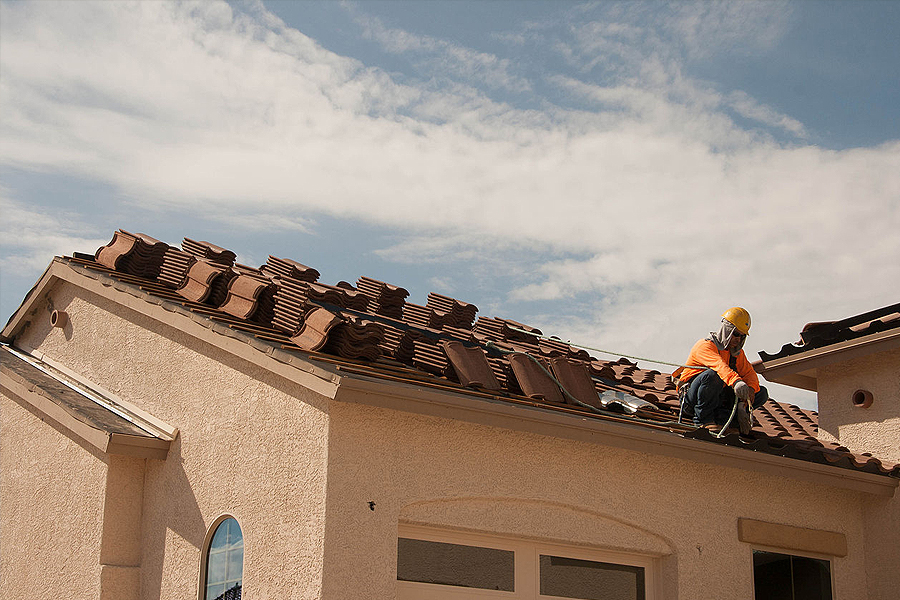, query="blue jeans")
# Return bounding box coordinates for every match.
[683,369,768,426]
